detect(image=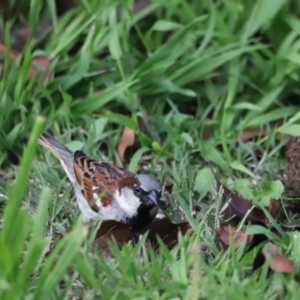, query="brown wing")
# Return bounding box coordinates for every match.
[73,151,133,211]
